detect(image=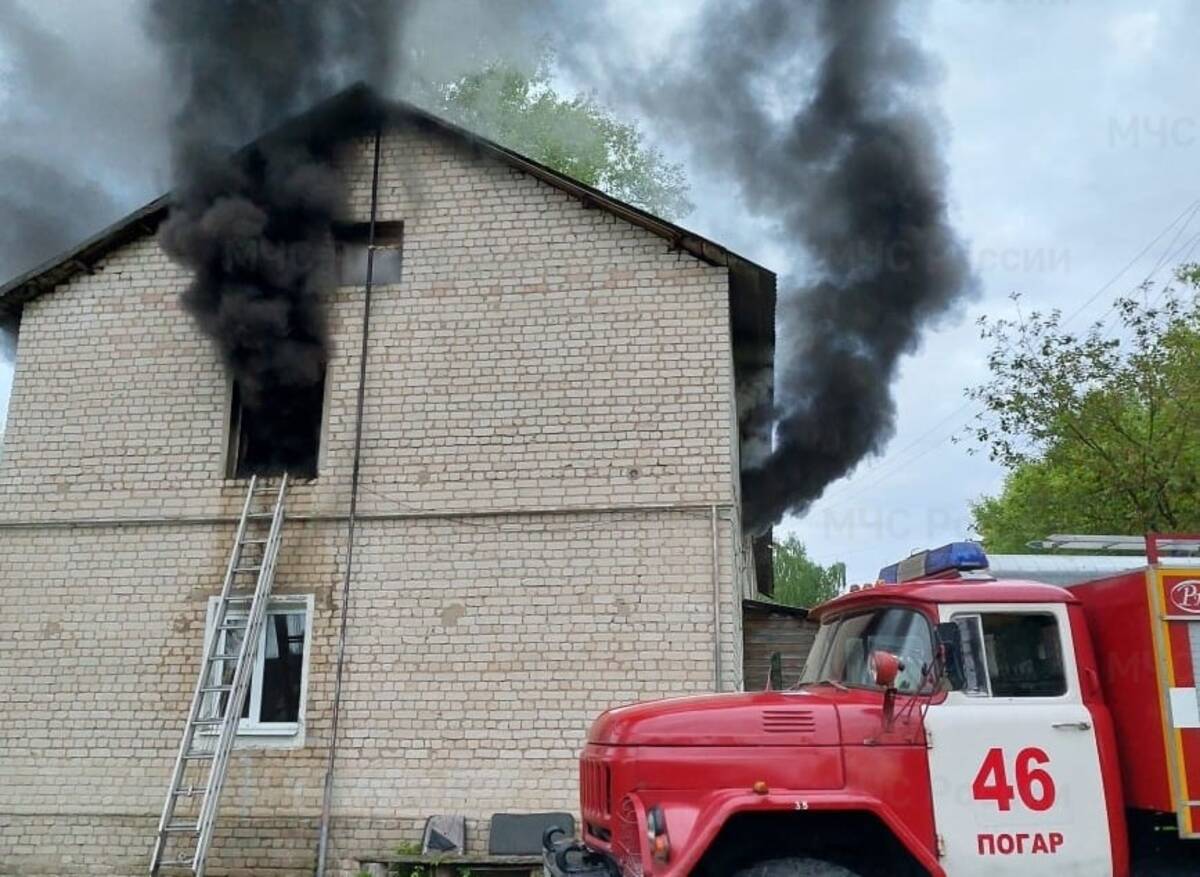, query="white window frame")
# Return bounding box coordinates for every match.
[203,594,313,746]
